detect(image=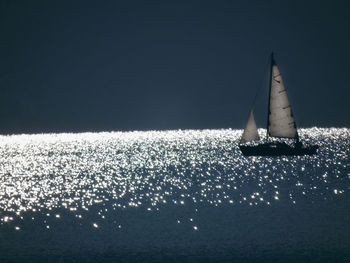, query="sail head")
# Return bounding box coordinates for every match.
[267,63,298,139]
[240,109,260,143]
